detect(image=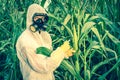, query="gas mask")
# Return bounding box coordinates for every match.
[29,13,49,32]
